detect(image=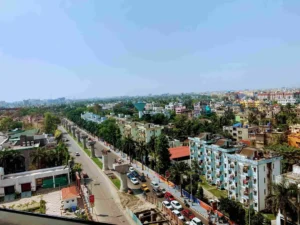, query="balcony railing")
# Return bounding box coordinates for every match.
[230,164,235,168]
[244,191,249,196]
